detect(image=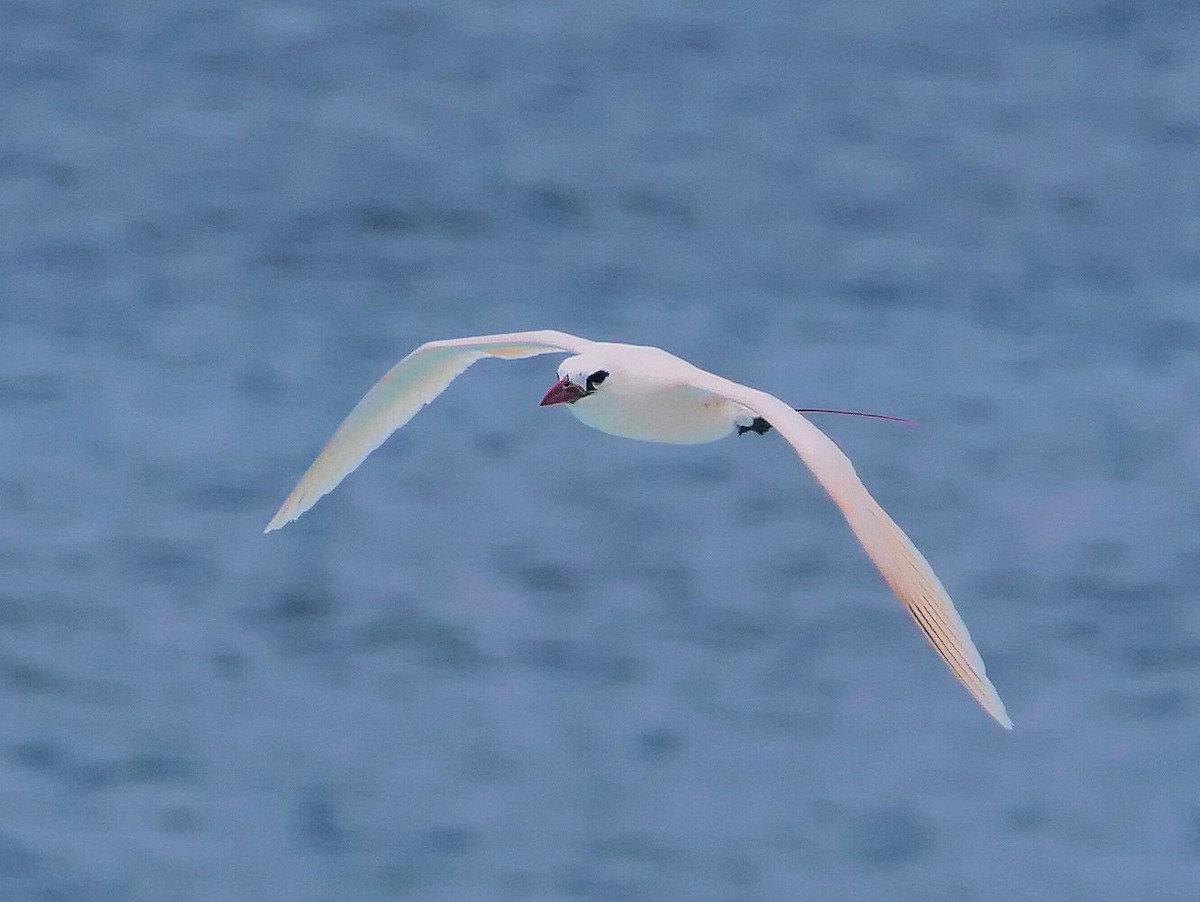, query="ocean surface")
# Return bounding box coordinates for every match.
[3,0,1199,899]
